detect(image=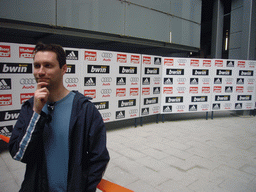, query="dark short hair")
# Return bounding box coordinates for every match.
[33,42,66,68]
